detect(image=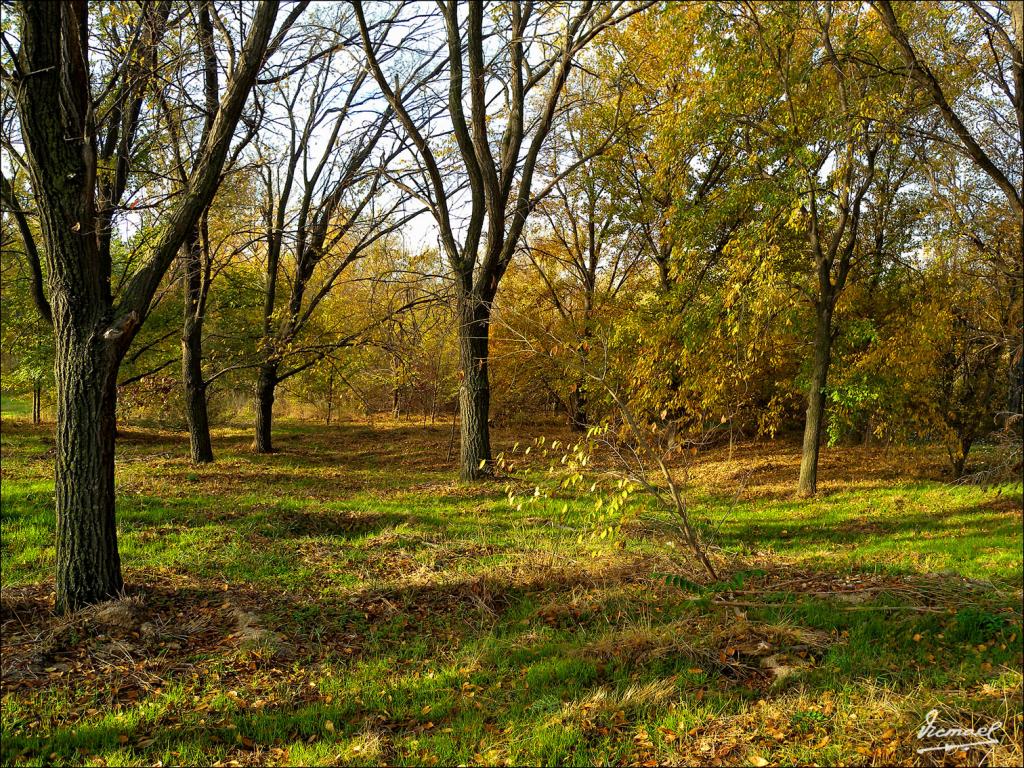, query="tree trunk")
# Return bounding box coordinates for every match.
[569,310,592,432]
[182,338,213,463]
[862,413,874,447]
[325,370,333,426]
[798,303,833,496]
[32,379,41,424]
[182,231,213,463]
[458,296,492,480]
[1008,349,1023,421]
[11,0,281,616]
[253,363,277,453]
[655,239,672,293]
[53,328,124,613]
[951,437,971,479]
[568,381,587,431]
